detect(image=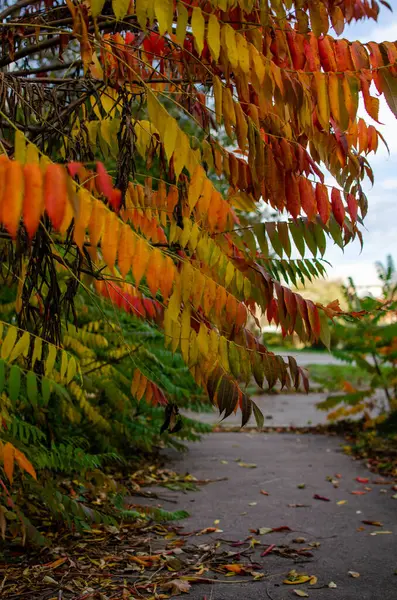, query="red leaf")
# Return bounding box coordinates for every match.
[96,162,113,200]
[271,526,291,532]
[355,477,369,484]
[346,193,358,222]
[285,173,300,219]
[109,188,122,212]
[313,494,330,501]
[67,161,82,178]
[331,188,345,227]
[44,164,67,231]
[261,544,275,556]
[315,182,331,225]
[350,490,367,495]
